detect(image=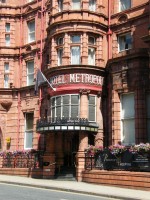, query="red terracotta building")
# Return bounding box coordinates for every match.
[0,0,150,183]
